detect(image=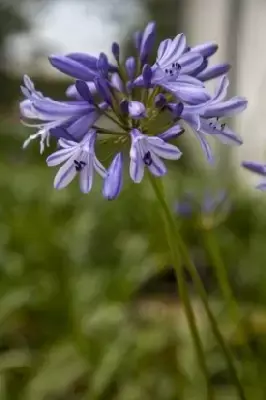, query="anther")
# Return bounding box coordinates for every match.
[143,151,152,166]
[74,160,86,171]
